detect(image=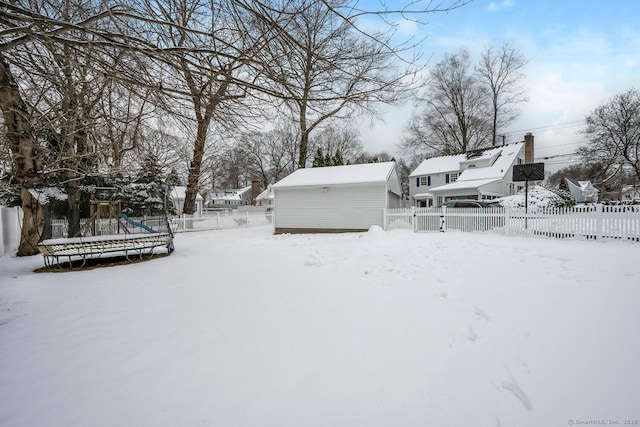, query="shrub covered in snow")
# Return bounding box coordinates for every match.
[496,185,574,210]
